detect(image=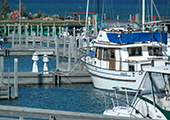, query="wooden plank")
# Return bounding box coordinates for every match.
[0,105,149,120]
